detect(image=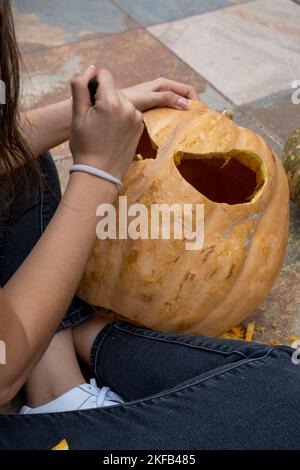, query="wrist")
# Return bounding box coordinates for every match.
[73,155,122,180]
[64,171,118,211]
[70,164,122,191]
